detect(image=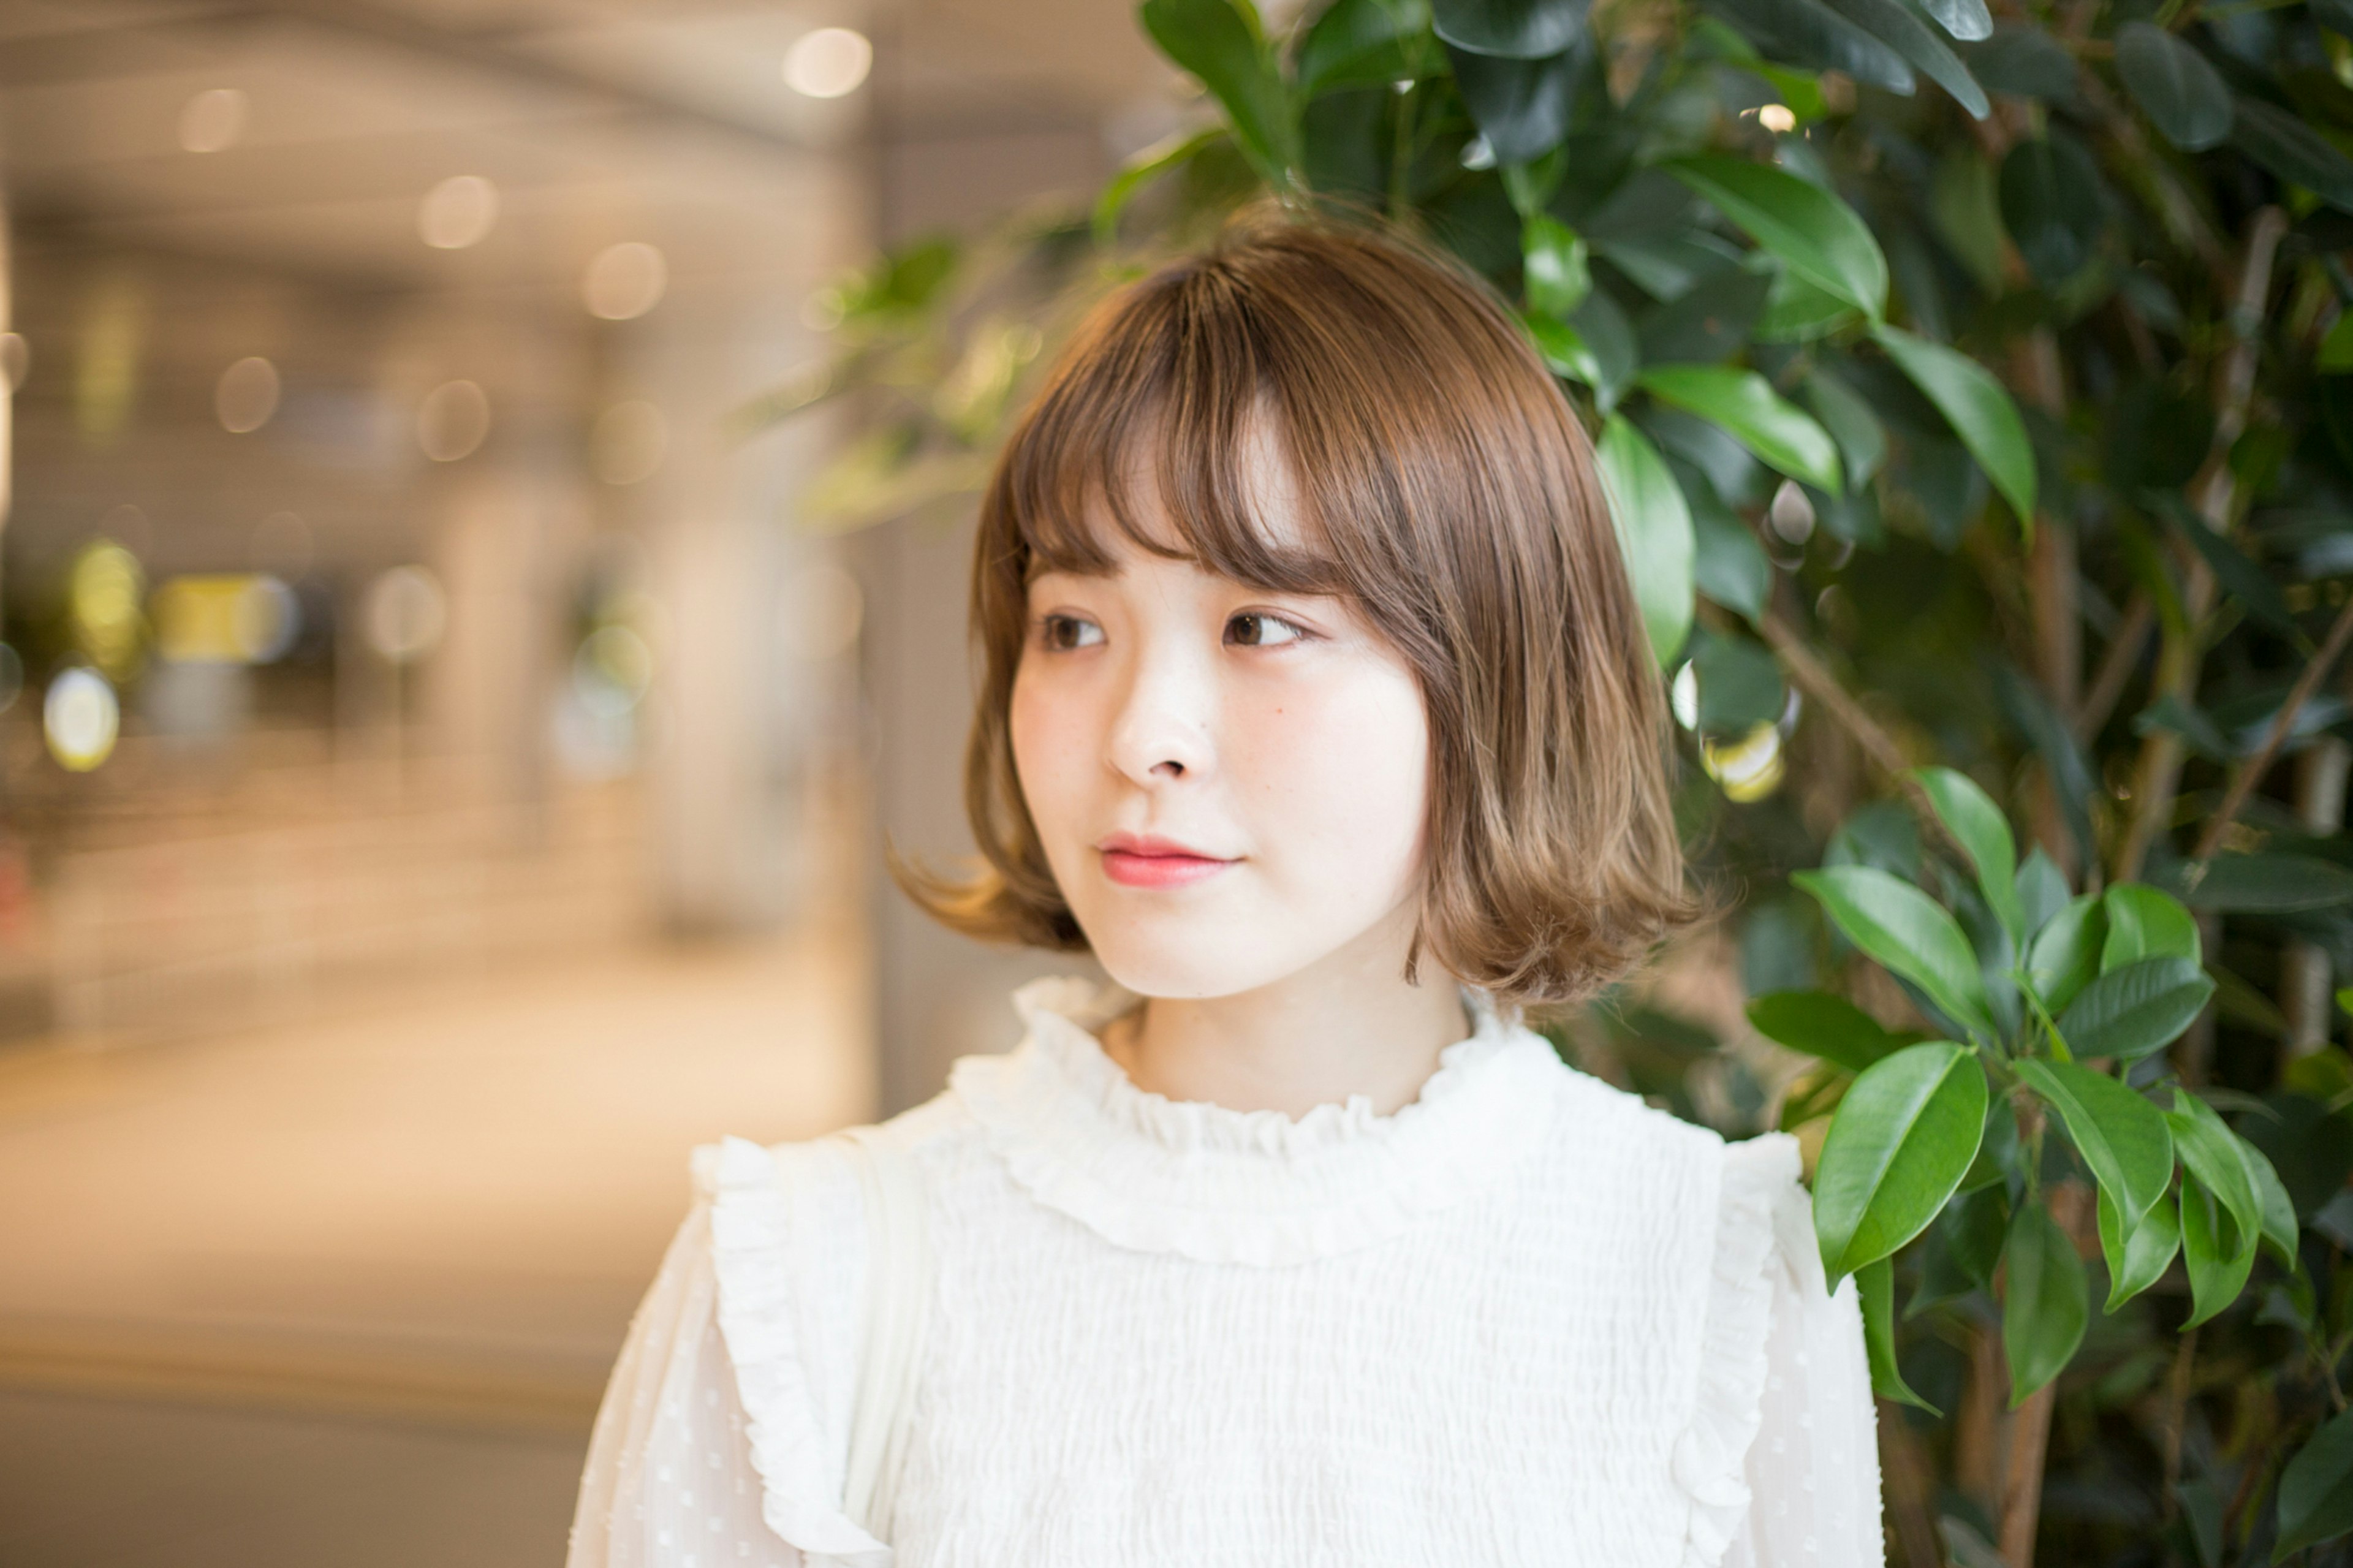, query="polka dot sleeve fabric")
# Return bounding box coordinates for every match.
[566,1200,805,1568]
[1723,1173,1887,1568]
